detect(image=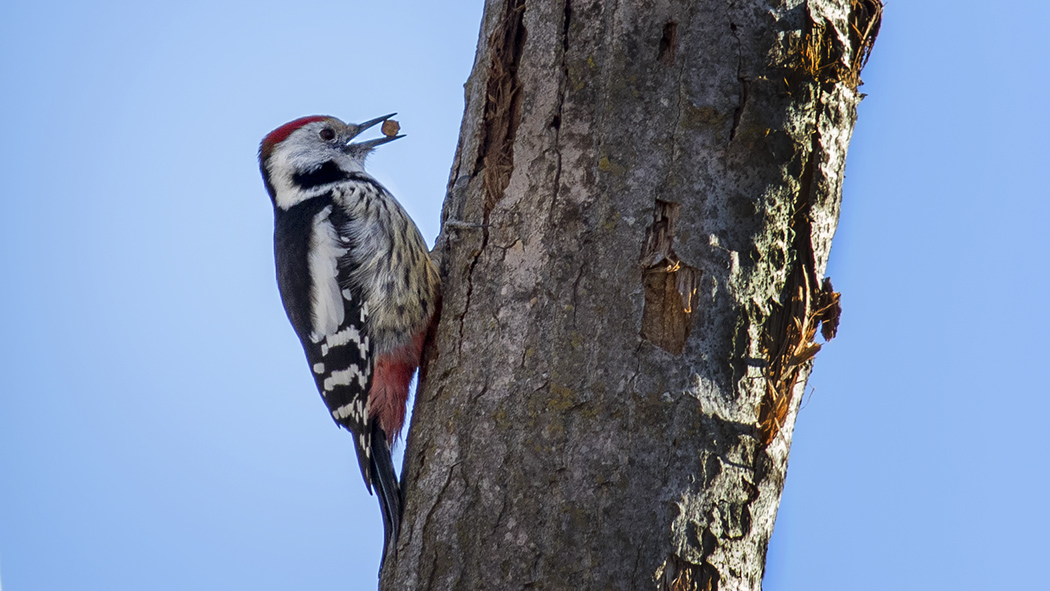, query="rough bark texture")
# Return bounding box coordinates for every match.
[384,0,880,589]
